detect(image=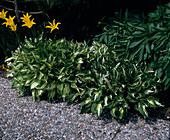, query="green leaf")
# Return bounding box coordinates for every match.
[49,81,56,90]
[32,90,36,101]
[145,43,150,54]
[38,72,44,80]
[38,90,43,96]
[6,71,13,78]
[31,80,40,89]
[119,107,125,119]
[40,65,46,70]
[132,45,143,58]
[29,64,34,71]
[68,93,81,102]
[77,58,83,64]
[104,35,108,44]
[122,68,128,82]
[71,82,80,92]
[128,39,144,48]
[126,95,137,103]
[132,31,143,36]
[104,96,108,106]
[110,107,118,118]
[36,82,47,89]
[155,100,164,107]
[163,61,169,70]
[94,91,102,101]
[147,96,164,107]
[62,84,70,99]
[157,68,163,78]
[104,77,113,90]
[84,97,92,105]
[97,103,103,117]
[137,102,148,118]
[27,39,36,48]
[147,97,157,107]
[99,35,104,43]
[5,56,16,62]
[91,103,97,114]
[48,90,56,101]
[57,84,64,91]
[144,90,154,95]
[138,46,144,61]
[25,79,32,86]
